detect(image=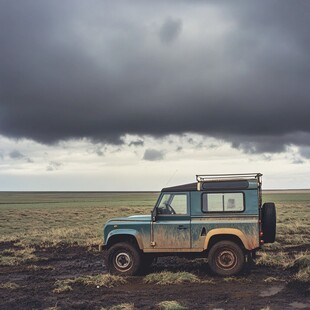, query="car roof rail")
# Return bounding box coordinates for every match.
[196,173,262,183]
